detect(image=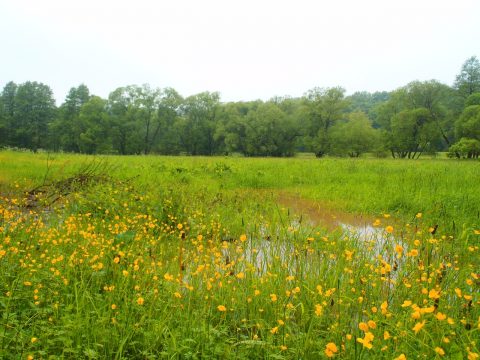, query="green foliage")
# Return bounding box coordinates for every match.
[243,102,297,157]
[2,55,480,158]
[465,92,480,107]
[302,87,348,157]
[456,105,480,139]
[454,56,480,99]
[1,81,56,151]
[0,152,479,358]
[330,111,380,157]
[448,137,480,159]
